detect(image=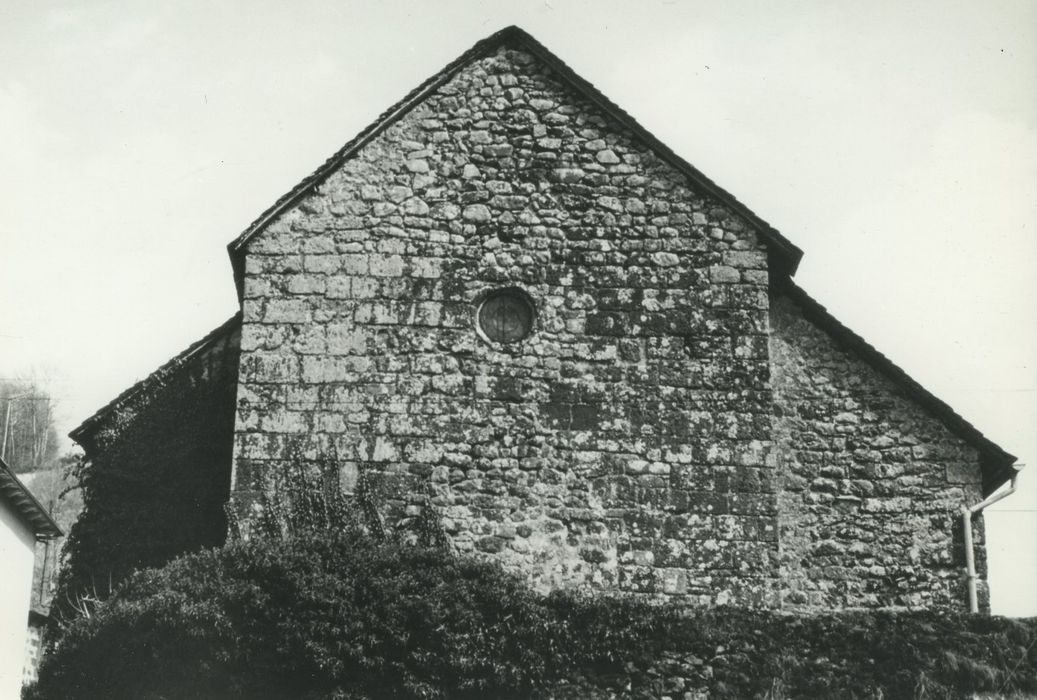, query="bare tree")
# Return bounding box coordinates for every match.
[1,373,59,473]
